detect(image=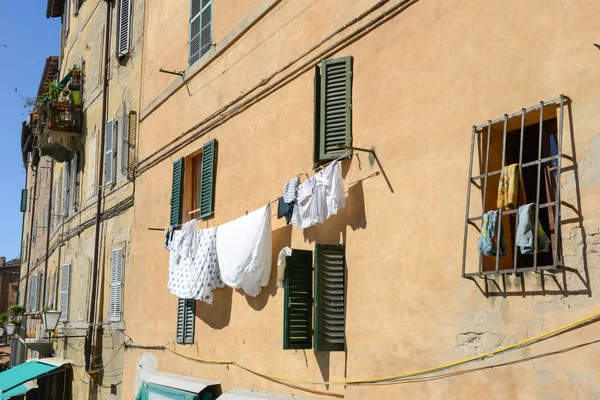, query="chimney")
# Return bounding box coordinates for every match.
[0,257,5,267]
